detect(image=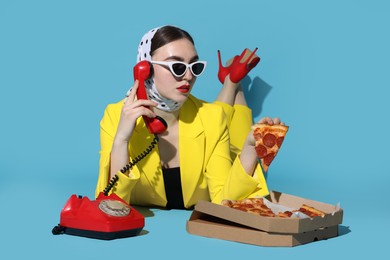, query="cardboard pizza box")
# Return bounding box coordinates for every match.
[186,212,339,247]
[189,190,343,234]
[186,191,343,247]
